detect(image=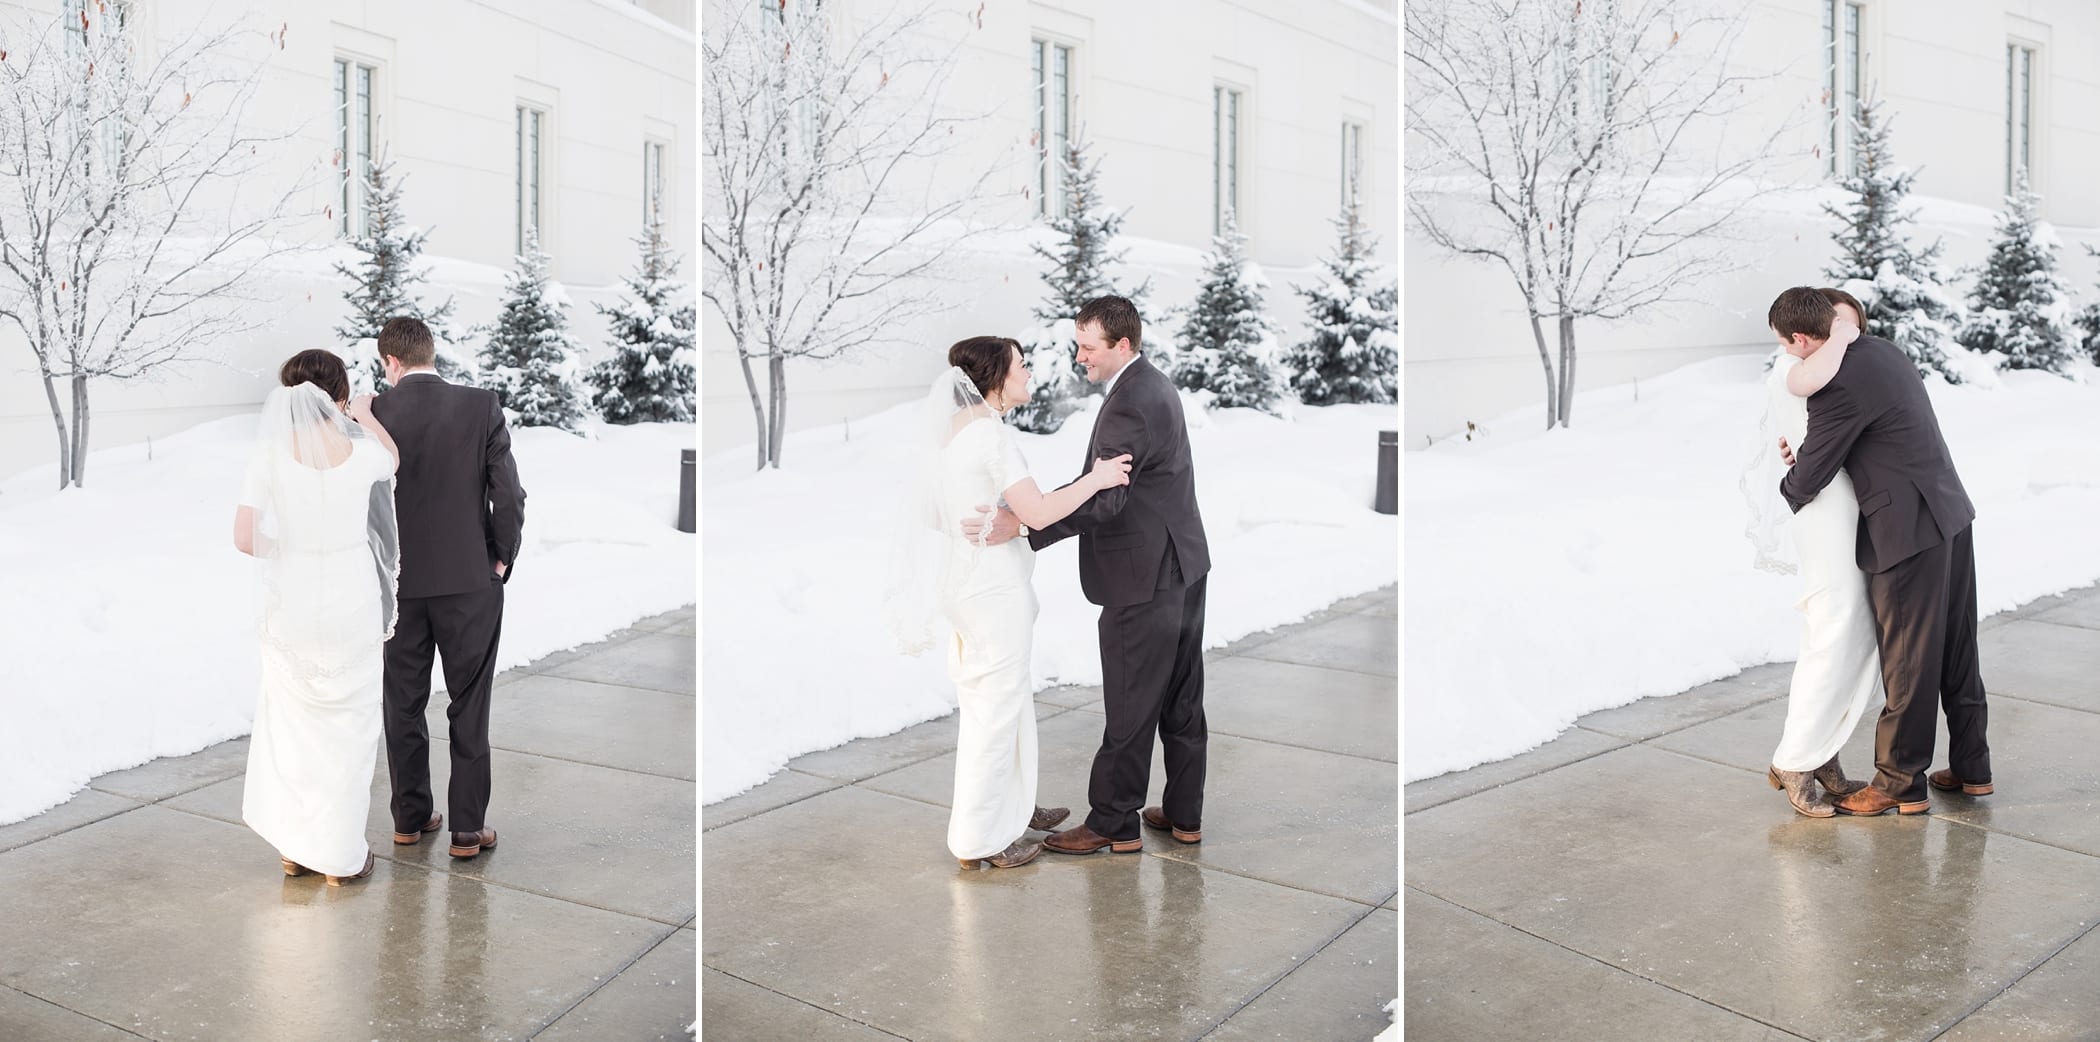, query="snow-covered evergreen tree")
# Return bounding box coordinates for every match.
[333,154,473,391]
[2077,244,2100,364]
[1821,99,1971,383]
[1008,138,1152,434]
[1172,211,1283,412]
[478,230,587,432]
[1282,188,1397,405]
[589,217,696,423]
[1962,172,2077,373]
